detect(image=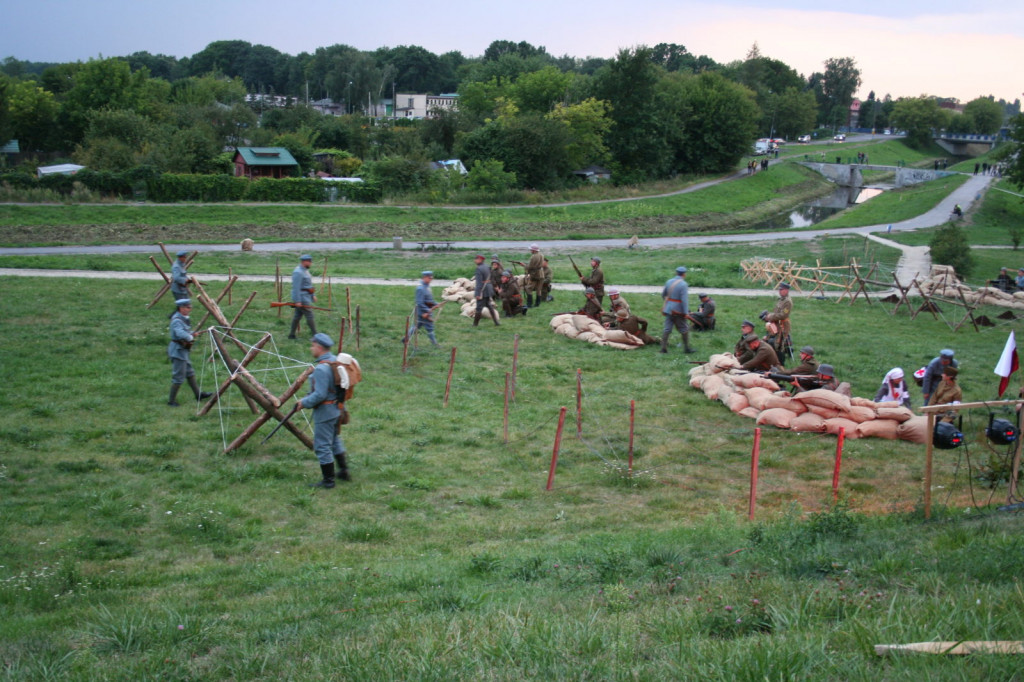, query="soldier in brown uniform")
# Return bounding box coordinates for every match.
[739,334,780,372]
[577,287,603,321]
[490,255,504,295]
[734,320,756,361]
[780,346,819,377]
[540,258,553,302]
[498,271,527,317]
[580,257,605,304]
[929,367,962,420]
[763,282,793,339]
[606,308,658,345]
[601,287,630,323]
[524,244,545,308]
